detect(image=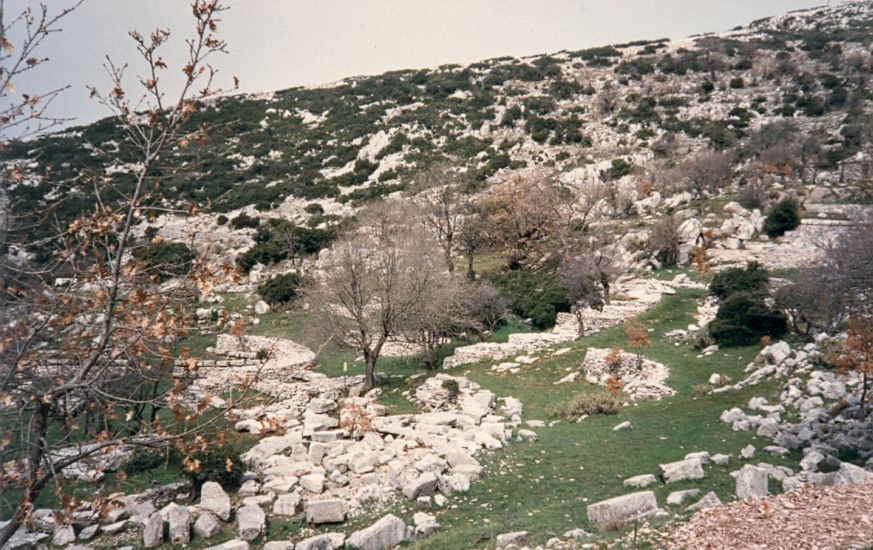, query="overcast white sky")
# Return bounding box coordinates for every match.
[10,0,841,129]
